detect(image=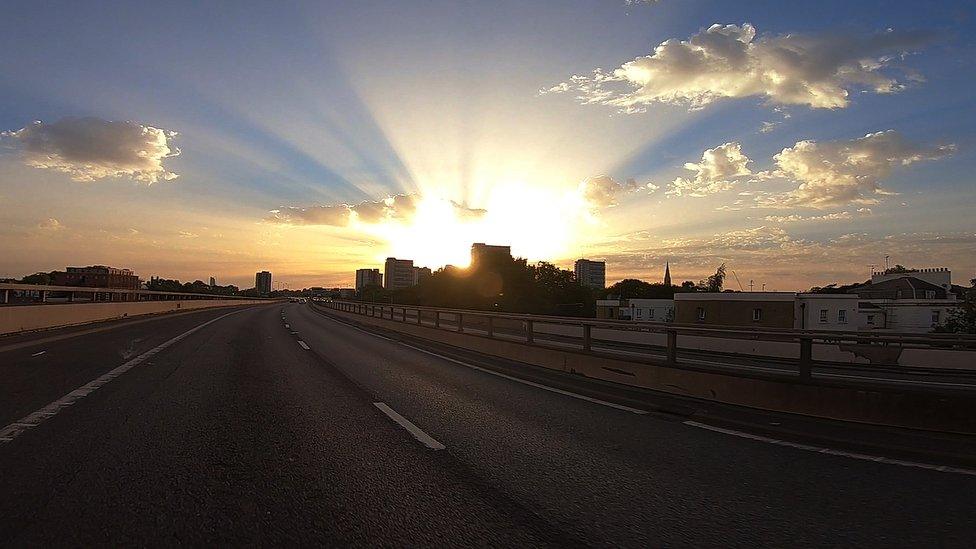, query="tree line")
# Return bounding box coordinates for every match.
[357,256,728,317]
